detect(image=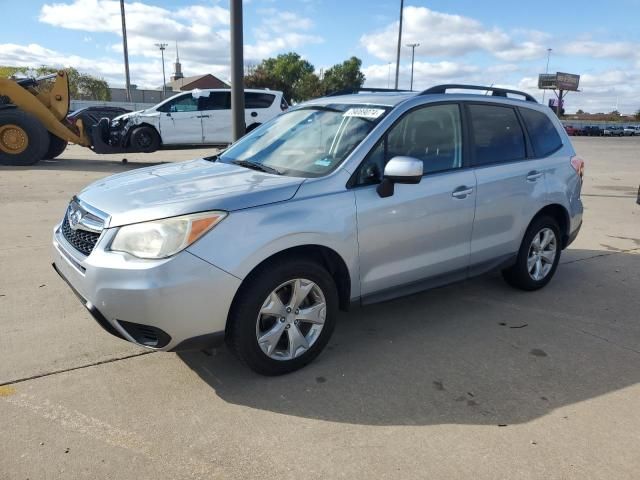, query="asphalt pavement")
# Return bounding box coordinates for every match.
[0,138,638,479]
